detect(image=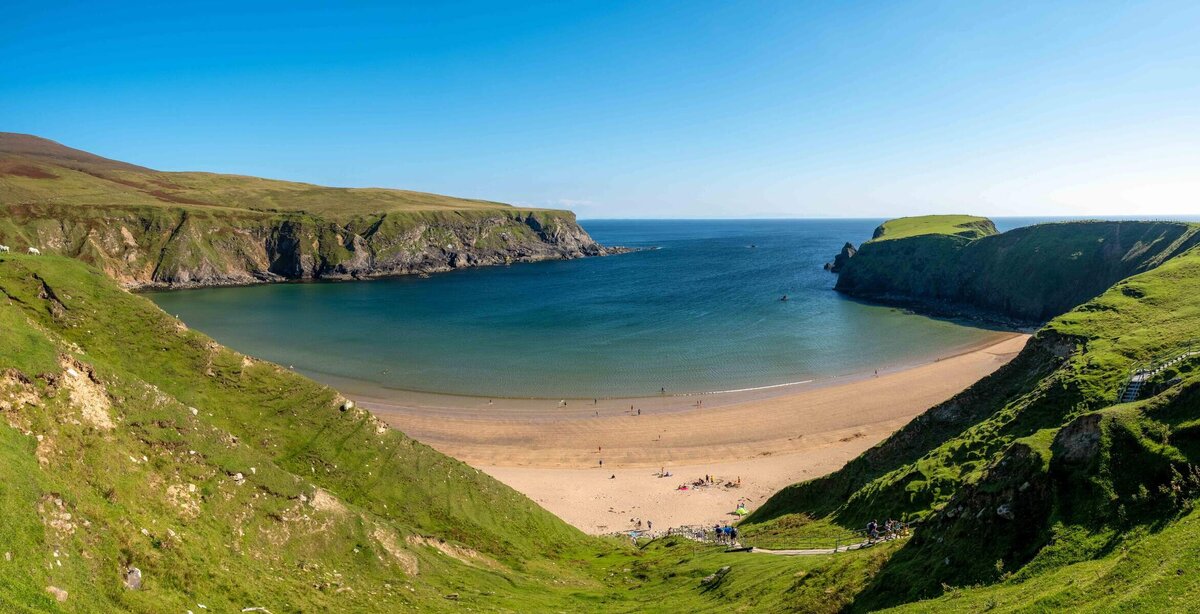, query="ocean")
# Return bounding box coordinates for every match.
[146,218,1060,398]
